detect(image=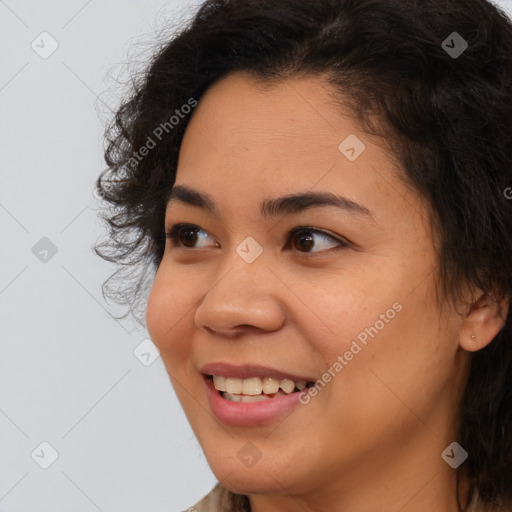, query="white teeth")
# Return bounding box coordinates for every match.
[225,377,243,394]
[225,392,241,402]
[242,377,263,395]
[279,379,295,394]
[212,375,308,396]
[213,375,226,392]
[262,377,280,394]
[222,392,271,403]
